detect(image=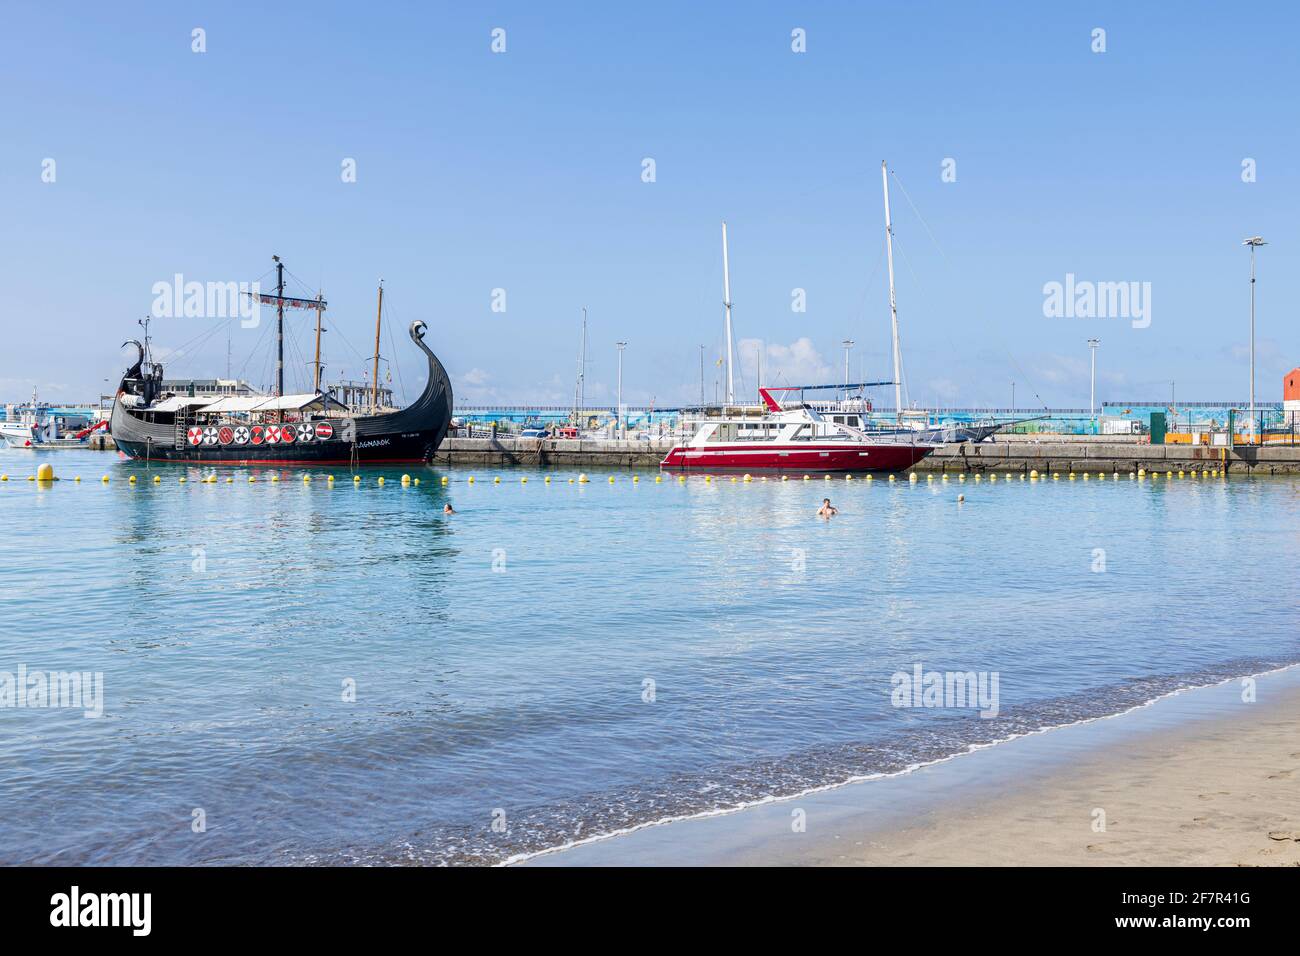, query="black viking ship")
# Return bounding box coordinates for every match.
[109,258,453,465]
